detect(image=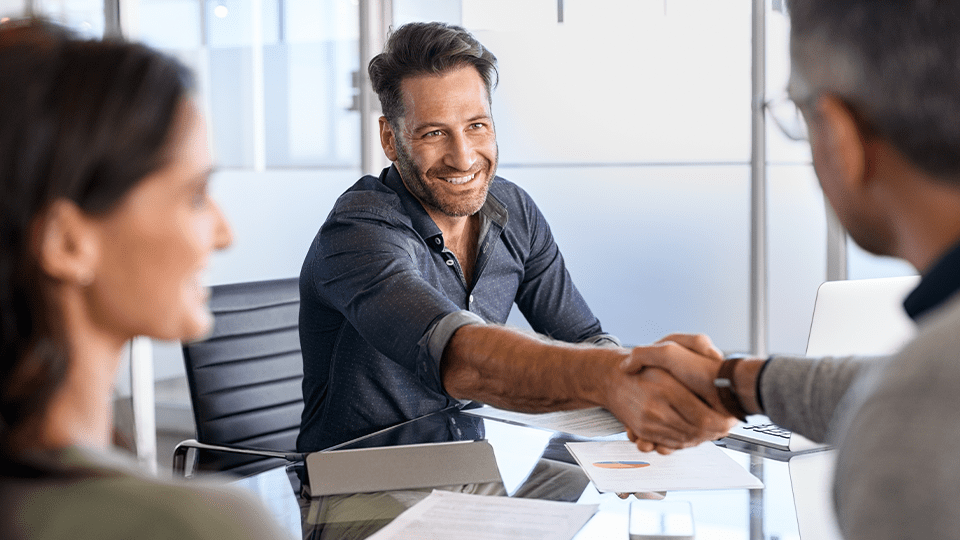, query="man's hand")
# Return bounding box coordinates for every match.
[603,366,734,455]
[612,334,744,453]
[620,334,729,411]
[442,325,736,454]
